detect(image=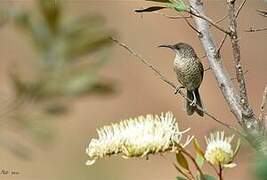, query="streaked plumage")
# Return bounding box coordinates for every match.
[159,43,204,117]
